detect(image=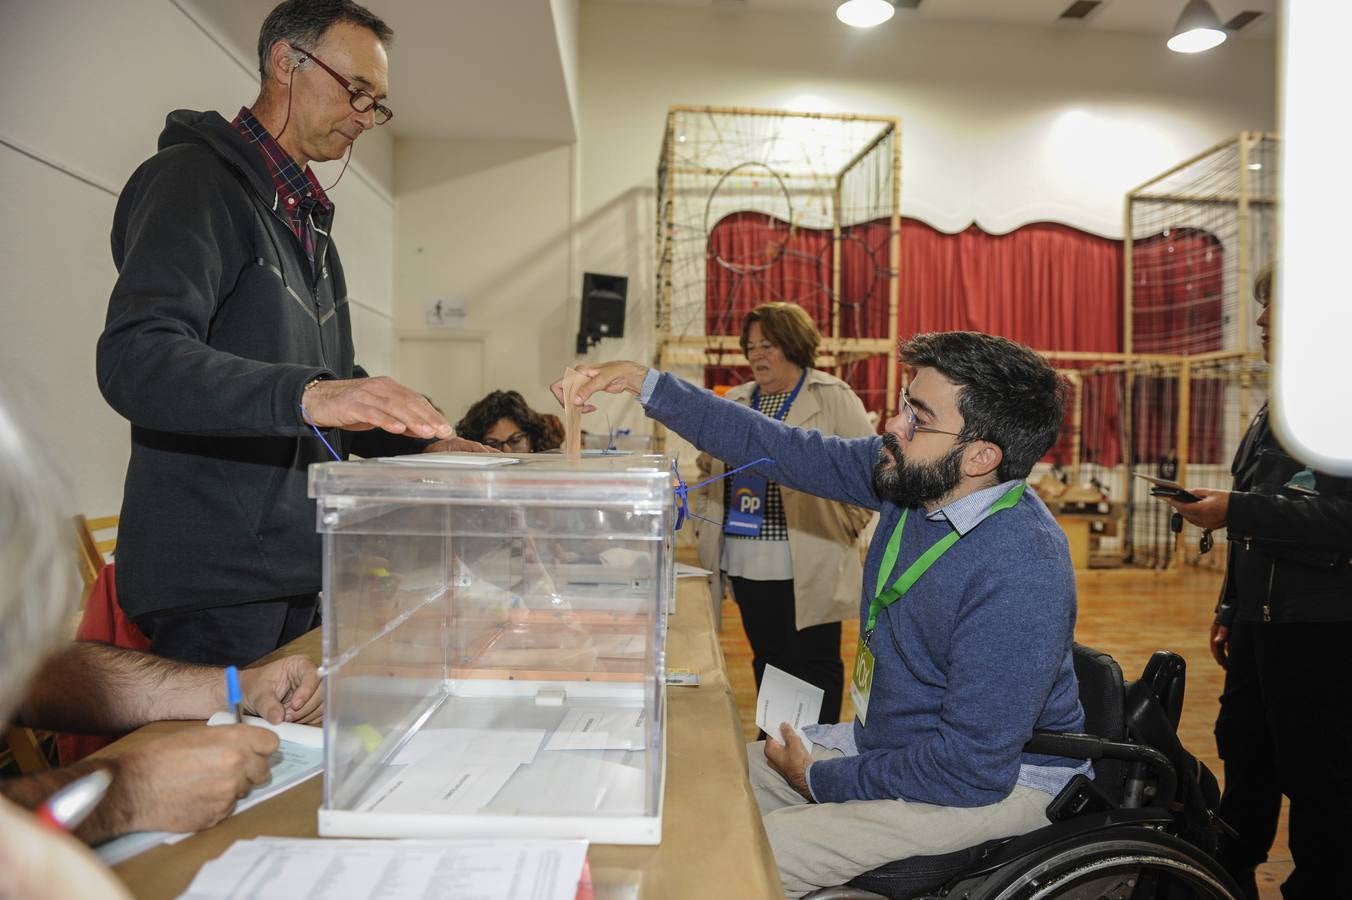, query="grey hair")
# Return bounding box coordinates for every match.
[0,395,80,726]
[257,0,393,80]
